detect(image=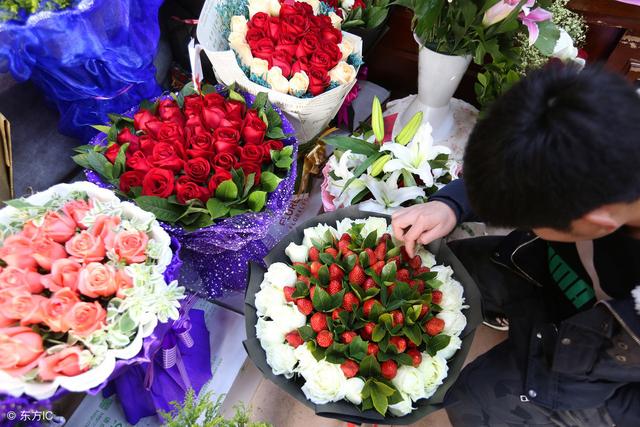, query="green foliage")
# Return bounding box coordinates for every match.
[0,0,71,22]
[341,0,390,29]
